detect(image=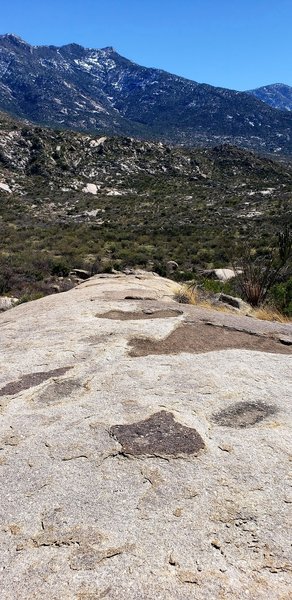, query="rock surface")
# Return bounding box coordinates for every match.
[0,271,291,599]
